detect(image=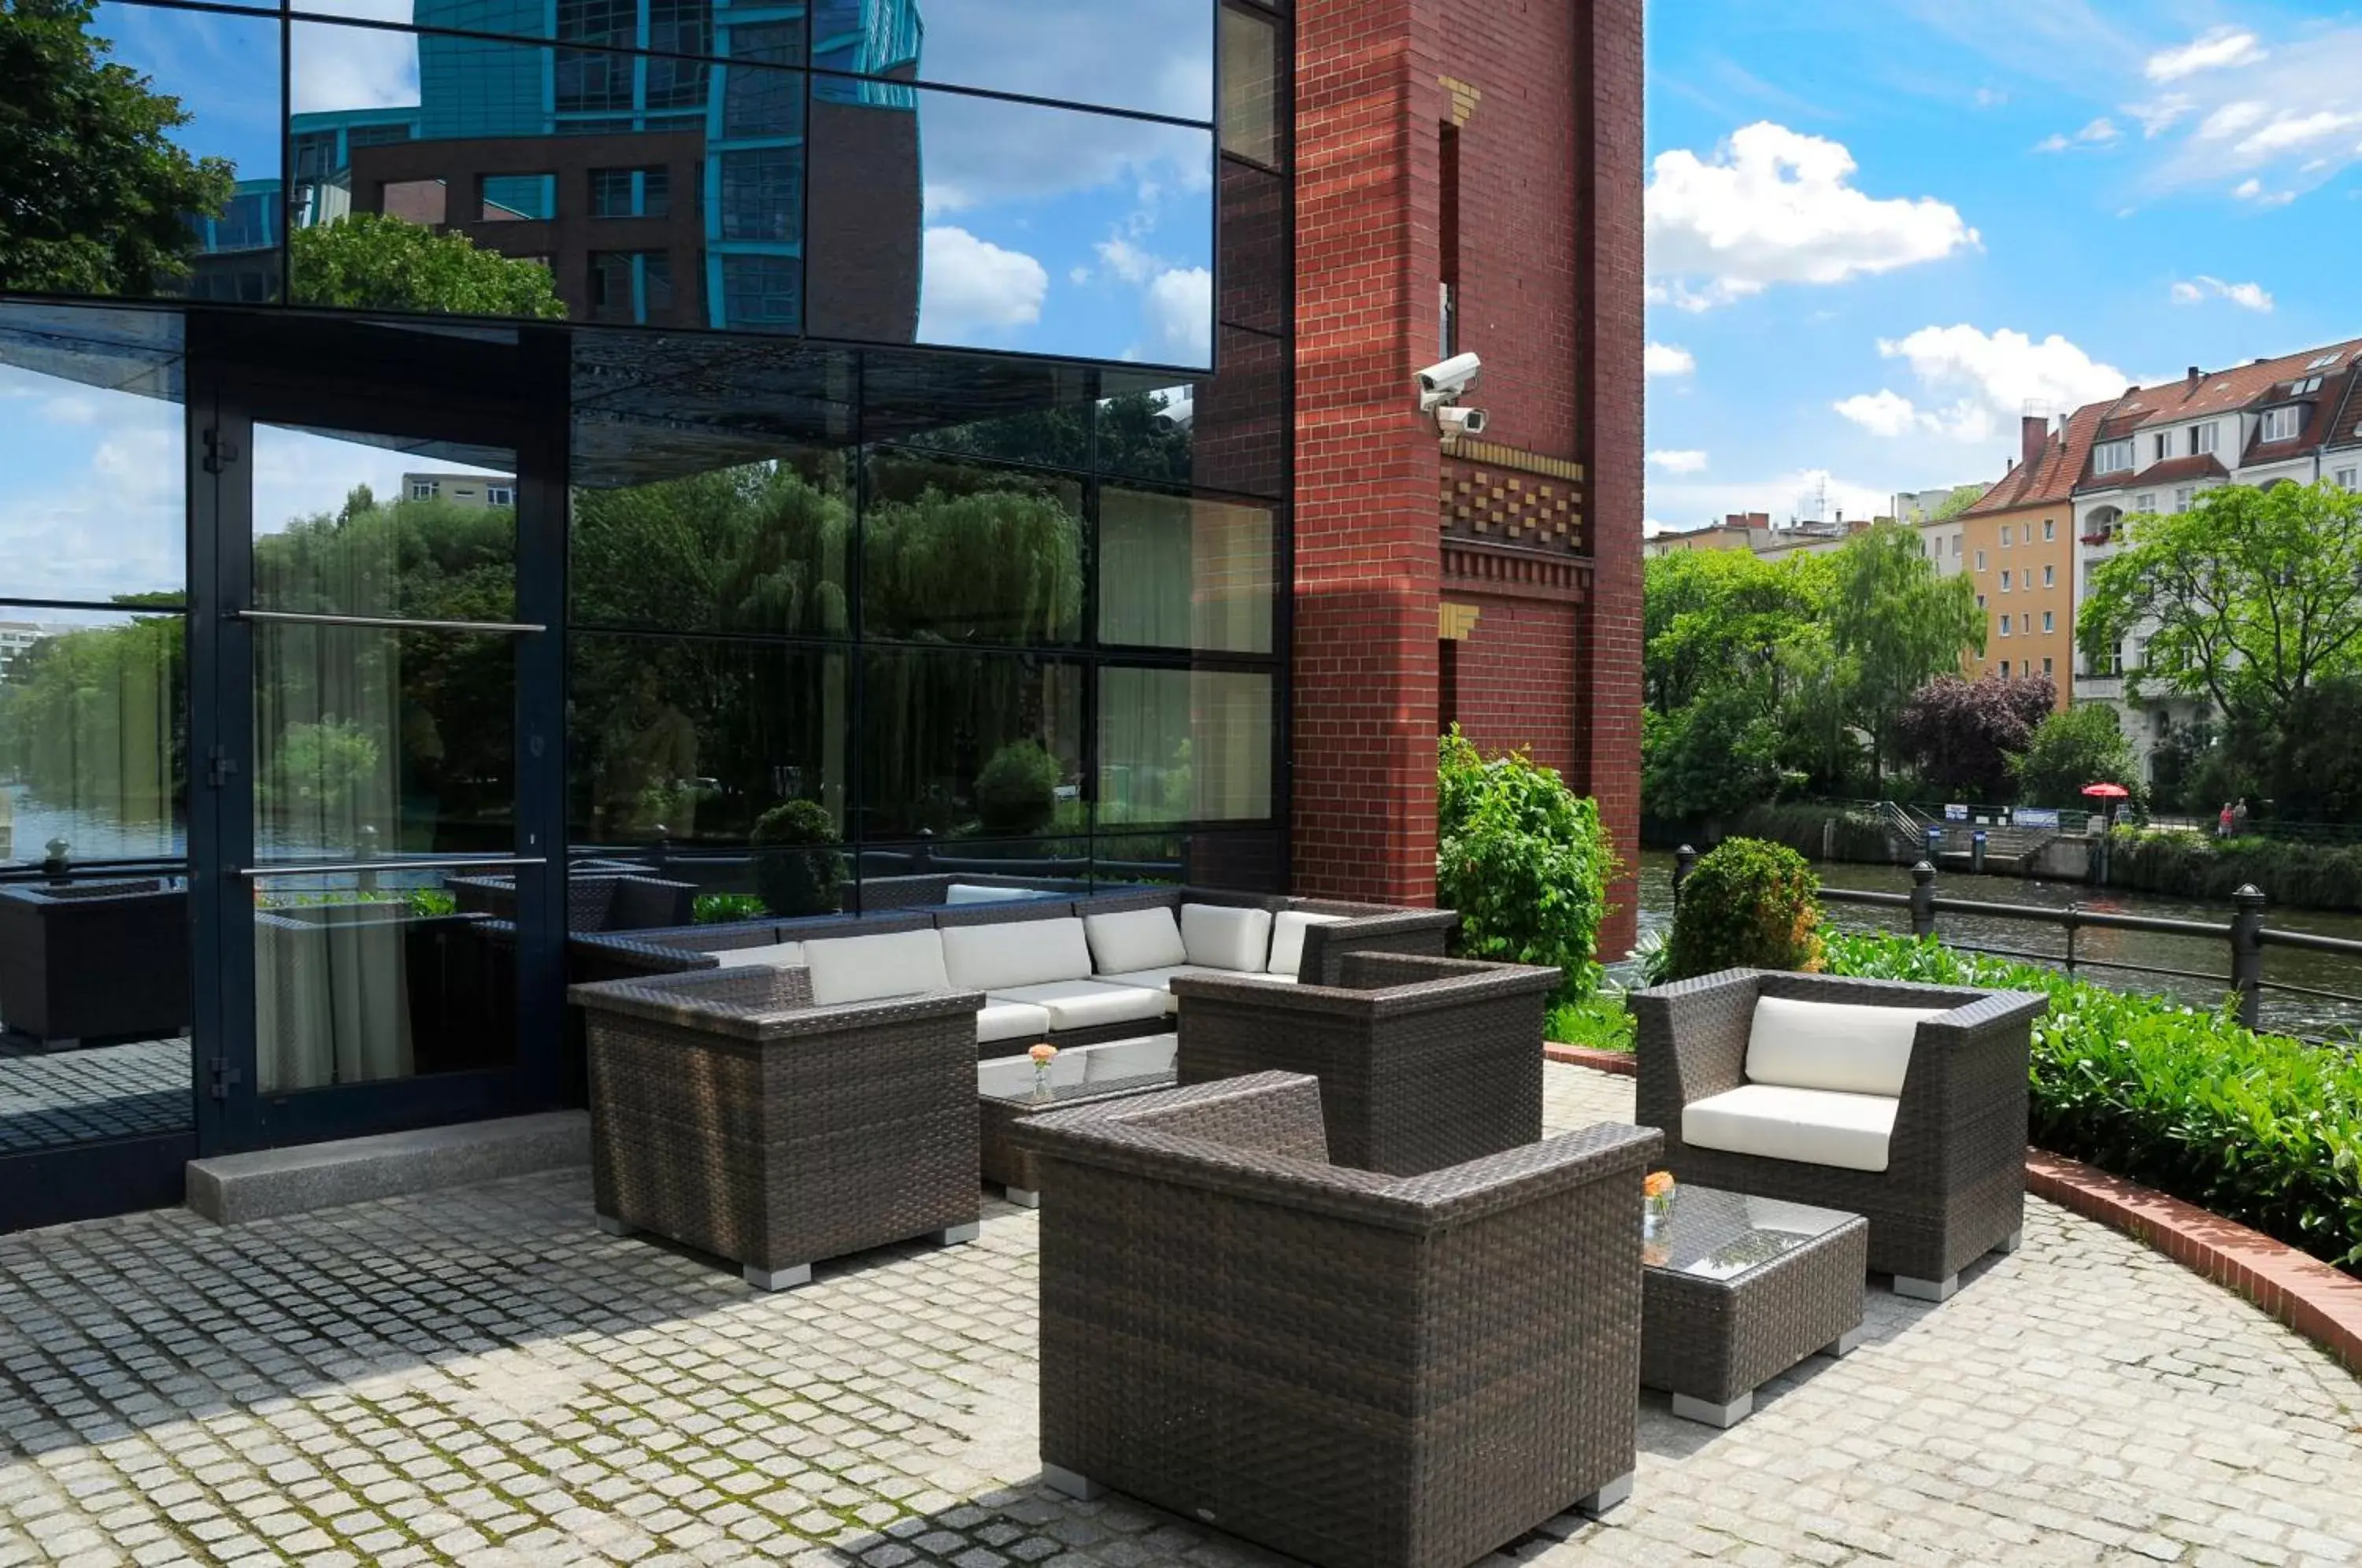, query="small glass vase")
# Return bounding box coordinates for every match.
[1031,1063,1053,1104]
[1643,1191,1675,1241]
